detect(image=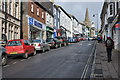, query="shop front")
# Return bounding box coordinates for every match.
[46,26,54,39]
[115,22,120,51]
[28,17,46,40]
